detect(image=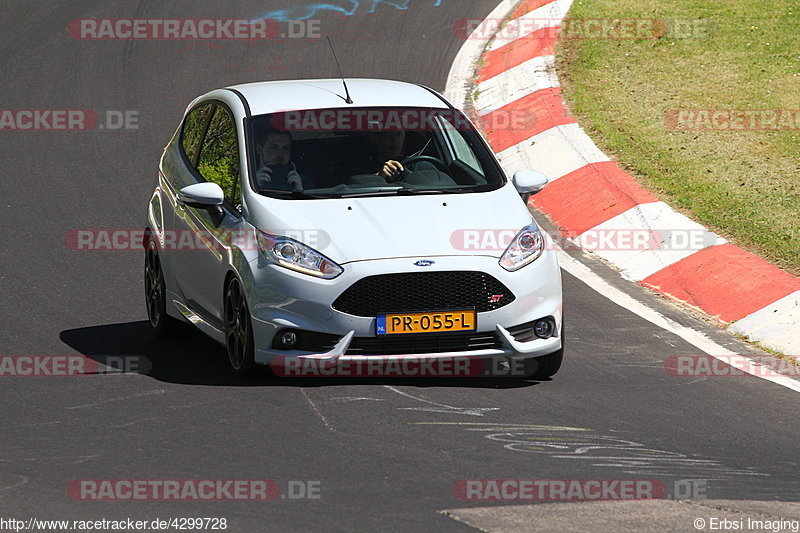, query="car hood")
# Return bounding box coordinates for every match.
[247,184,535,263]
